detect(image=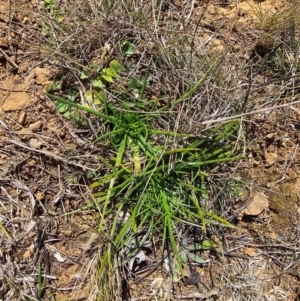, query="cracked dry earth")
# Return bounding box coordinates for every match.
[0,0,300,300]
